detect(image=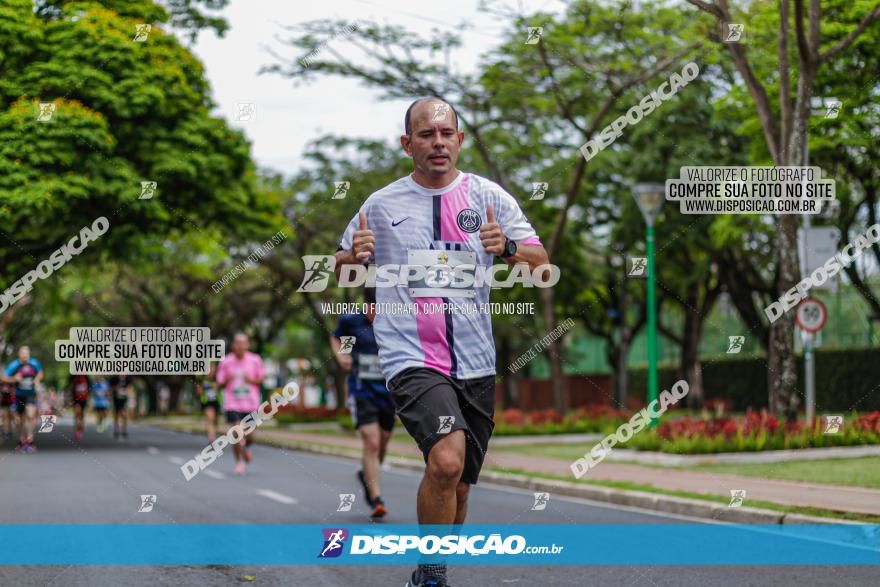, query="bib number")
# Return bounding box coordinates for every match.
[357,354,383,381]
